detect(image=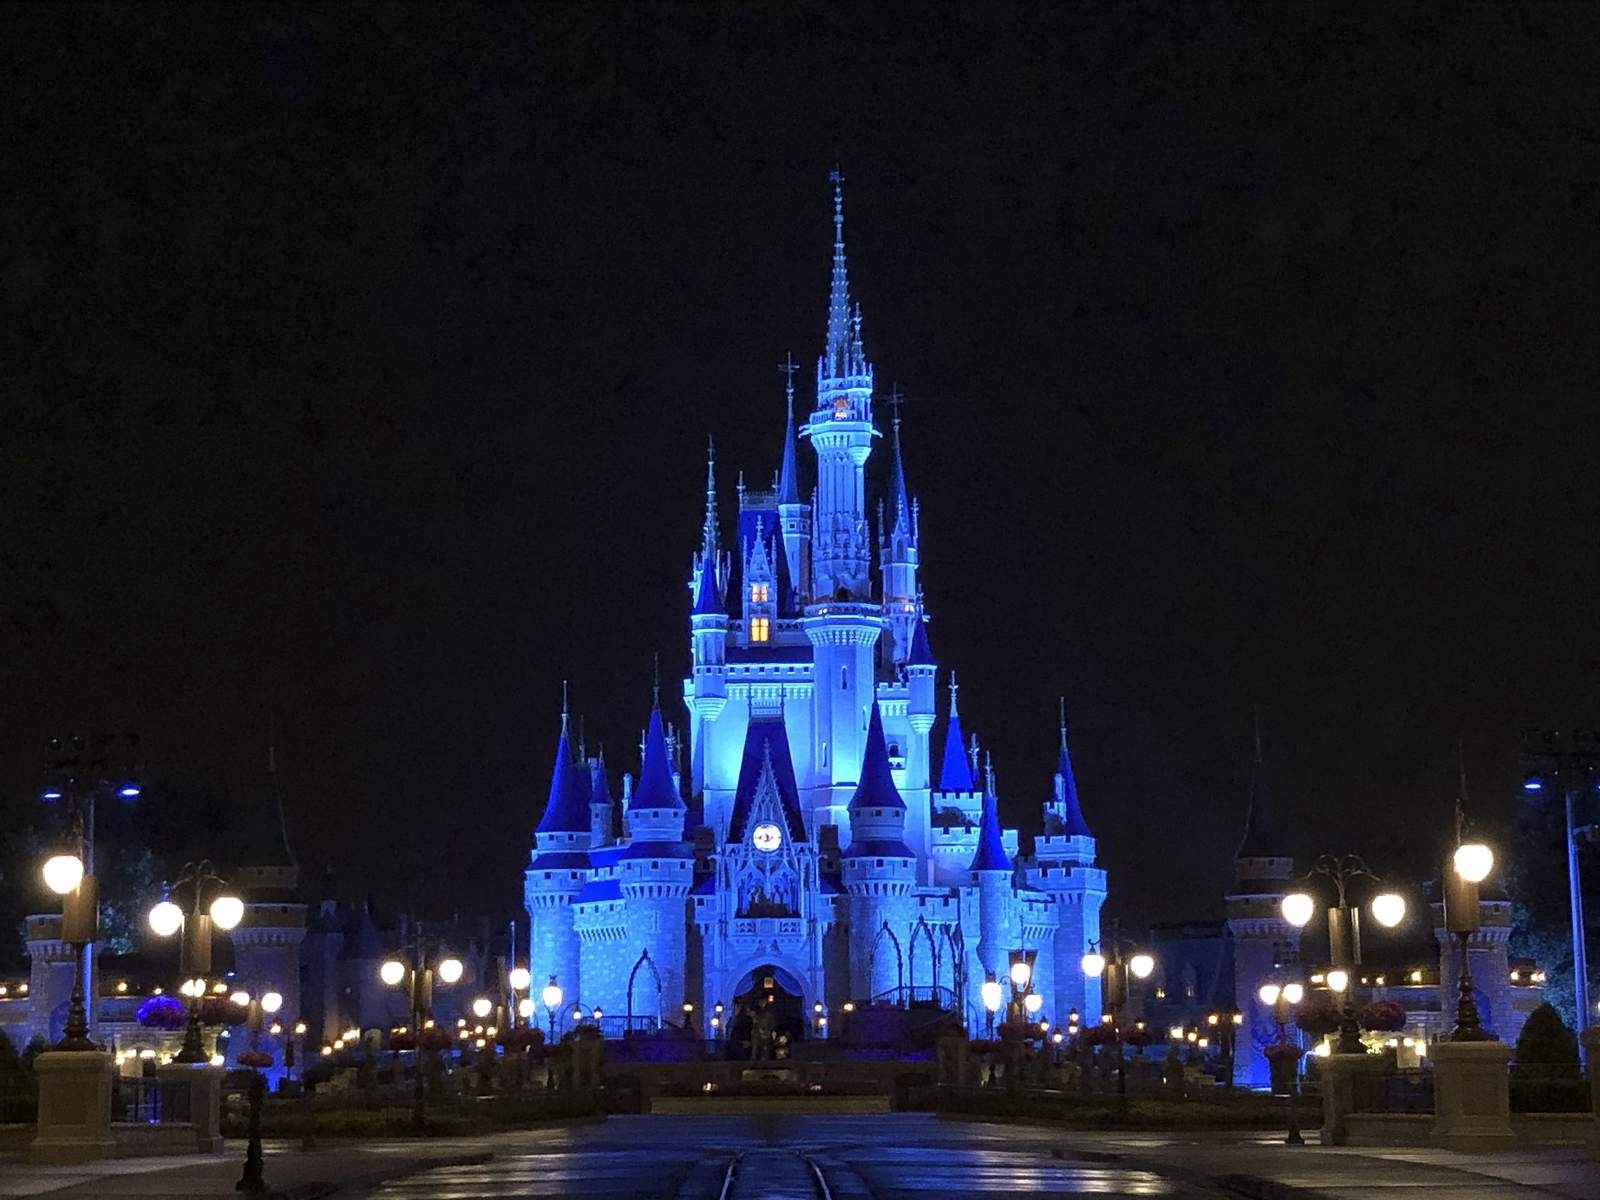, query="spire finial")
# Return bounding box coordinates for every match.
[781,352,797,410]
[948,669,959,715]
[652,653,661,710]
[984,750,995,796]
[1059,695,1068,751]
[776,353,802,505]
[1252,706,1263,765]
[560,680,569,735]
[822,167,854,379]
